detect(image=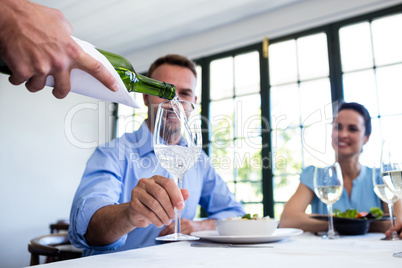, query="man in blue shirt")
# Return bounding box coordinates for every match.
[68,54,245,255]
